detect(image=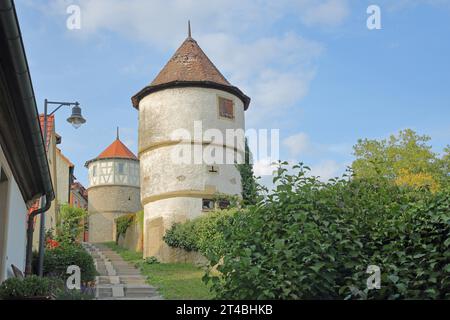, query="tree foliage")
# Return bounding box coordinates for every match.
[56,204,88,244]
[204,163,450,300]
[352,129,448,190]
[237,138,259,206]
